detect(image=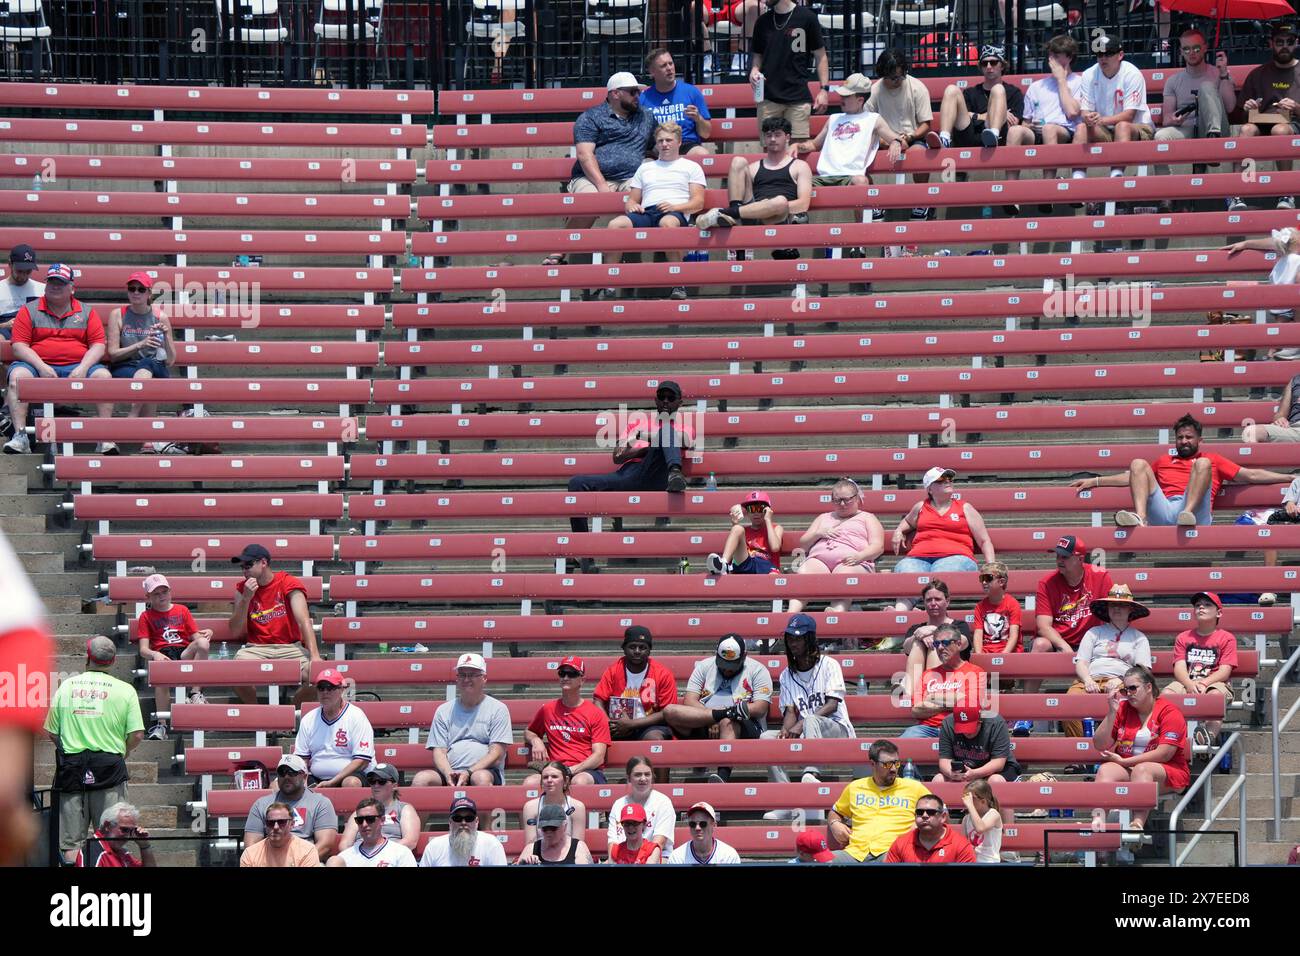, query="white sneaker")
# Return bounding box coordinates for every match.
[187,691,208,705]
[706,552,726,575]
[3,431,30,454]
[801,769,821,784]
[696,208,722,230]
[706,772,725,784]
[96,441,119,456]
[1278,196,1296,210]
[763,808,796,820]
[146,722,168,741]
[1259,592,1278,606]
